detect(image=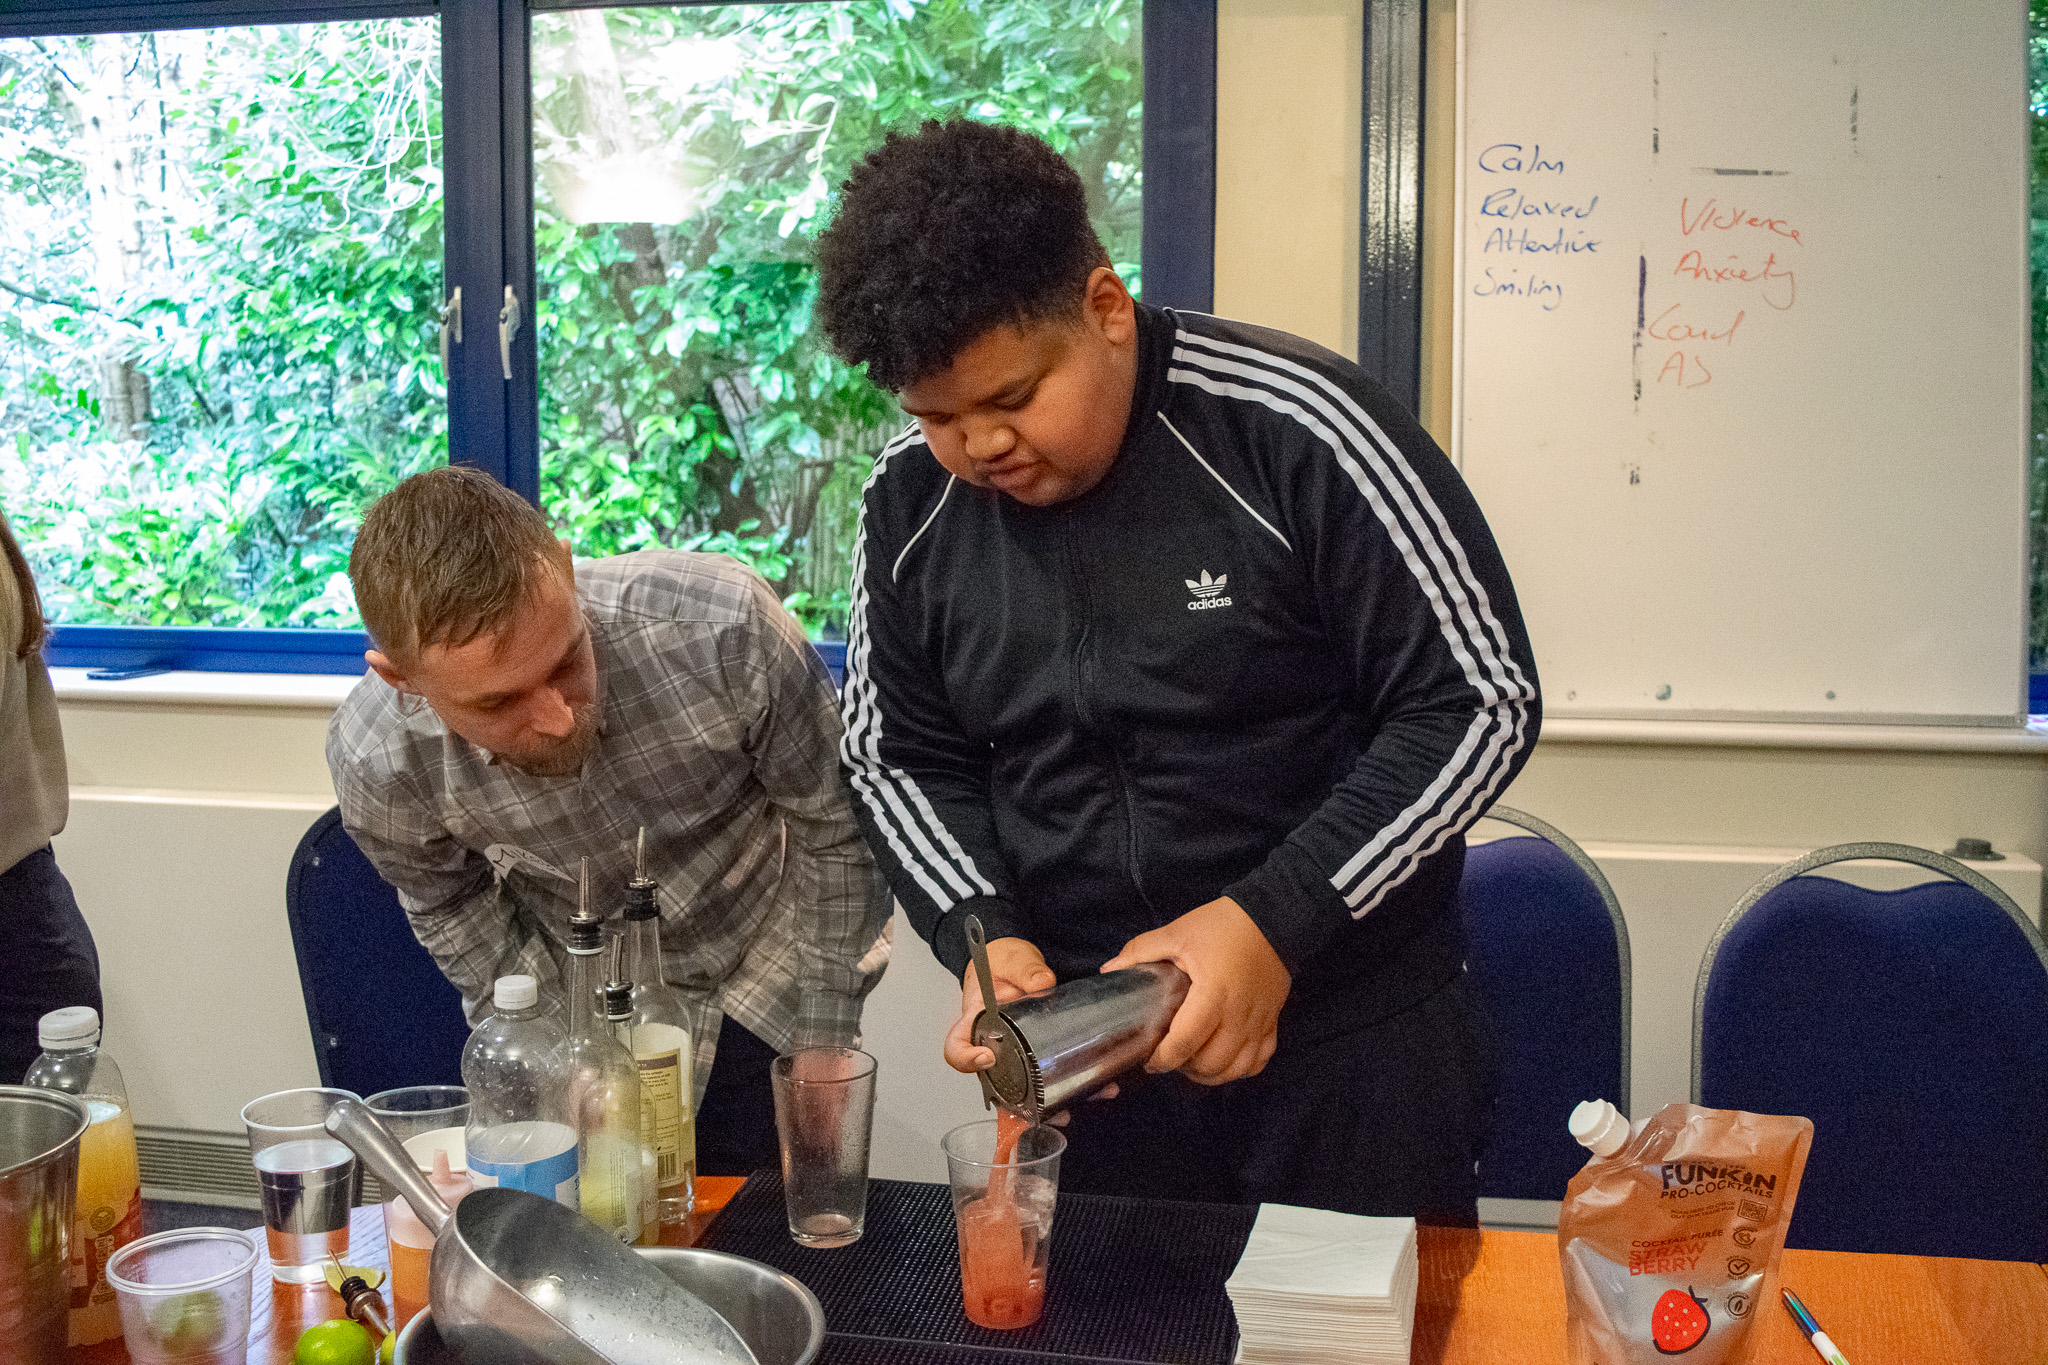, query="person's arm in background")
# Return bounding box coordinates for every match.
[326,714,558,1023]
[721,574,893,1049]
[1108,350,1540,1083]
[838,455,1055,1070]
